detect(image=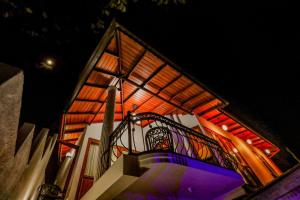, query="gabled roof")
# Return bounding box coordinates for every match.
[59,20,279,158]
